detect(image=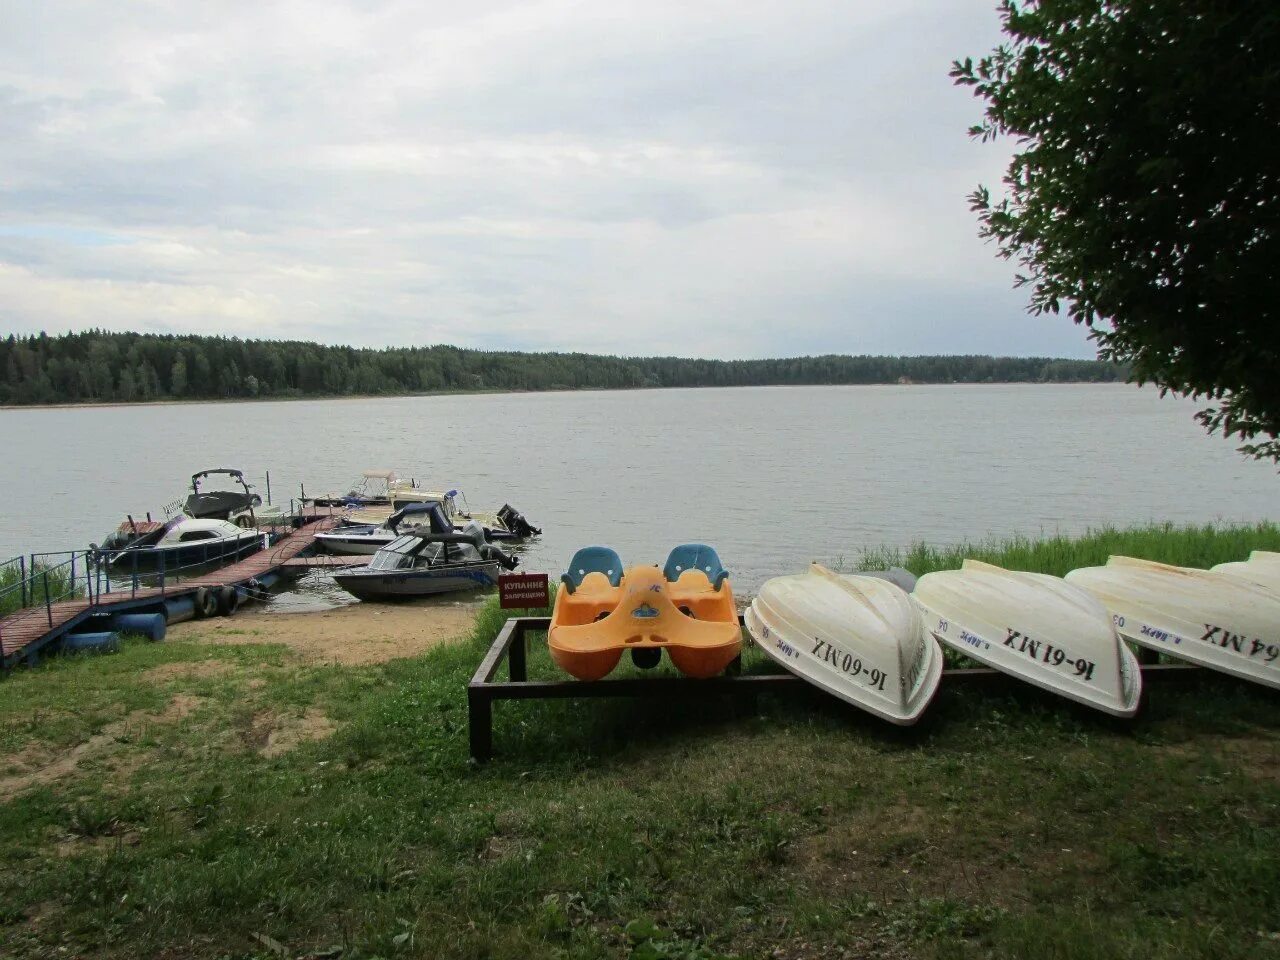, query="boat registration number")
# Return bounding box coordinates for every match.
[1003,628,1096,682]
[809,639,889,692]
